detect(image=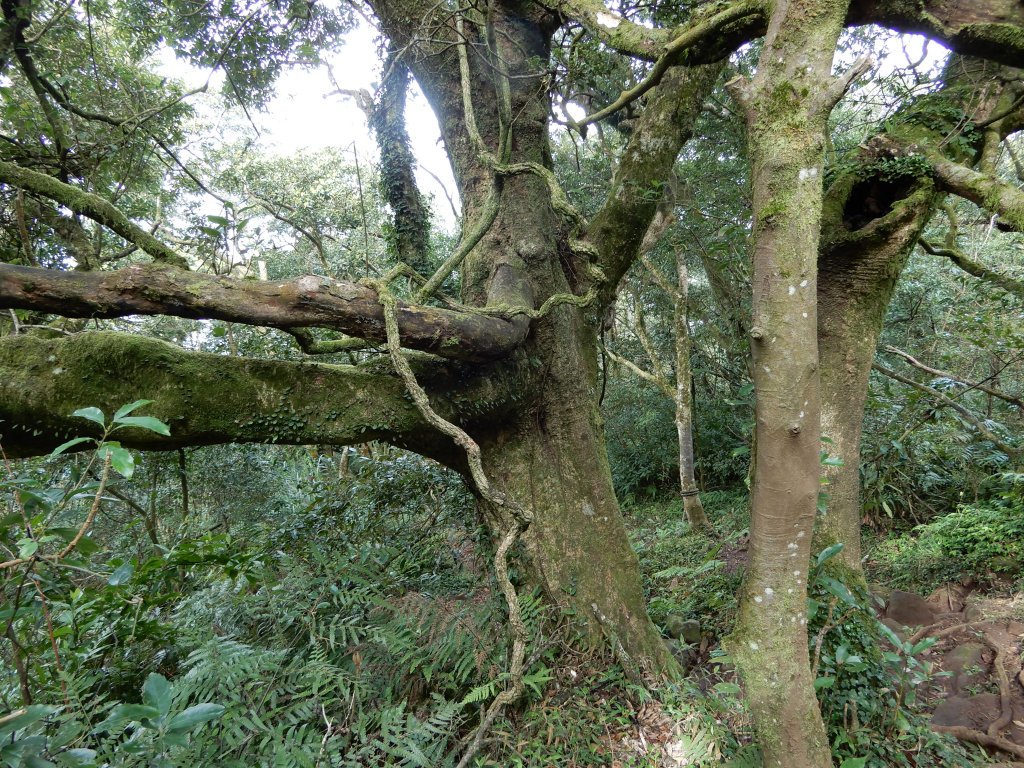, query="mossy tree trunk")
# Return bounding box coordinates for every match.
[814,56,1024,573]
[724,1,859,765]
